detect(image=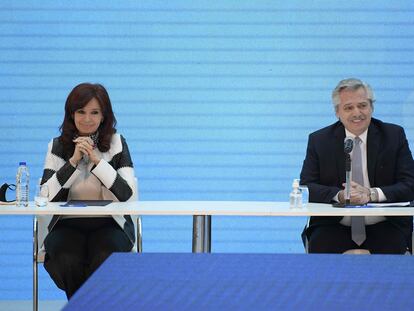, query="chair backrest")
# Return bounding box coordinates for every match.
[129,177,140,252]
